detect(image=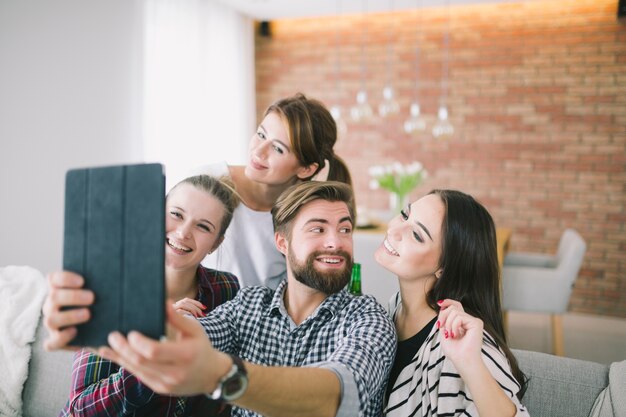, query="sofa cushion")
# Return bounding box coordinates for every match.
[513,349,609,417]
[22,320,74,417]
